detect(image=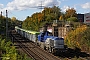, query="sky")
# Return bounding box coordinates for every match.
[0,0,90,21]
